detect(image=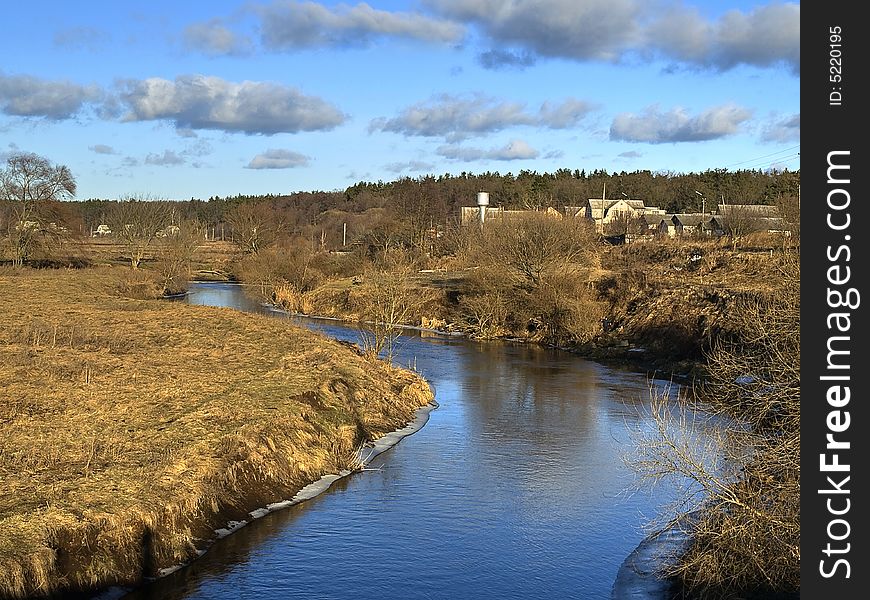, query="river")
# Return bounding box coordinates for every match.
[121,282,684,600]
